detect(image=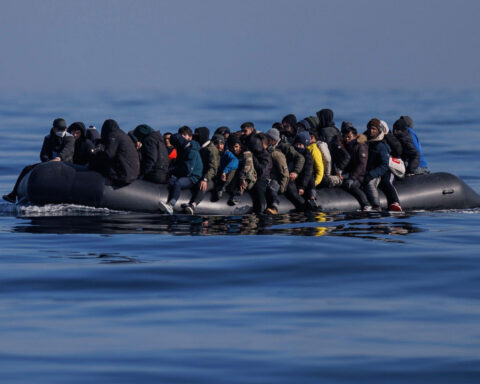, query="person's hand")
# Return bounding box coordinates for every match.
[240,180,248,191]
[200,180,208,192]
[135,141,142,150]
[298,188,304,196]
[221,173,227,182]
[289,172,298,182]
[50,157,61,162]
